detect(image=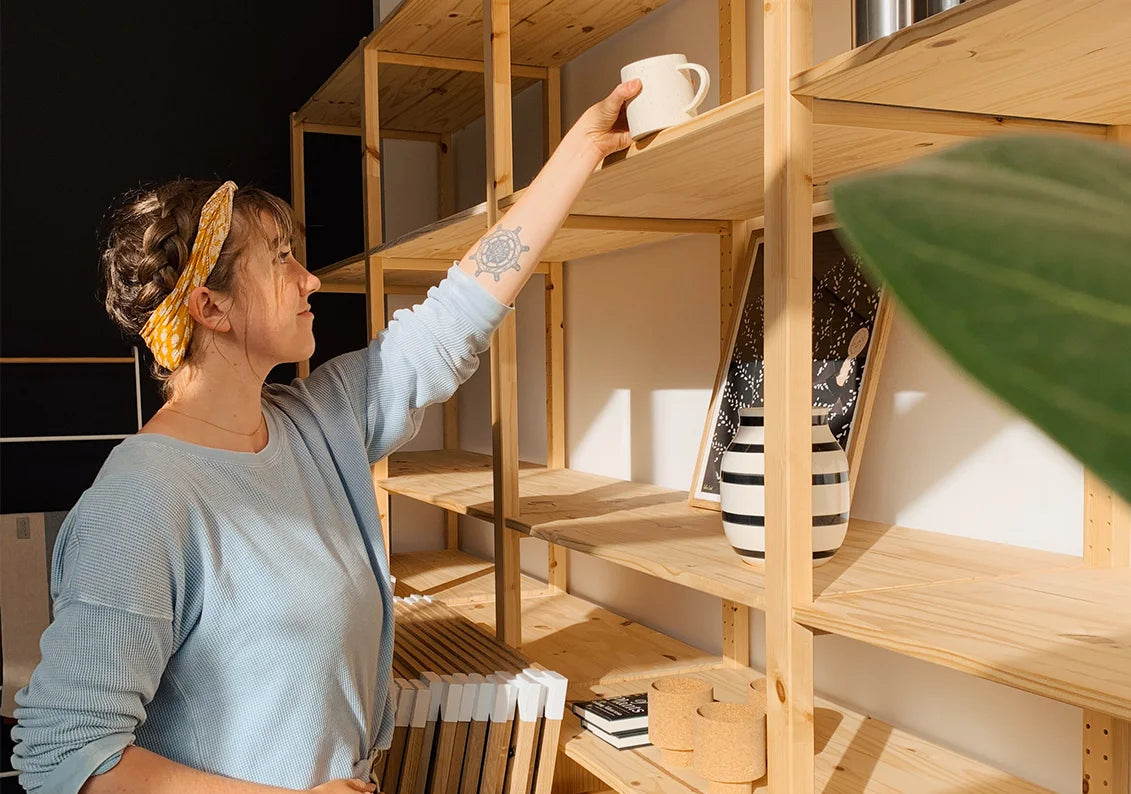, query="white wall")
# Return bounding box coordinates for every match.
[377,0,1090,789]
